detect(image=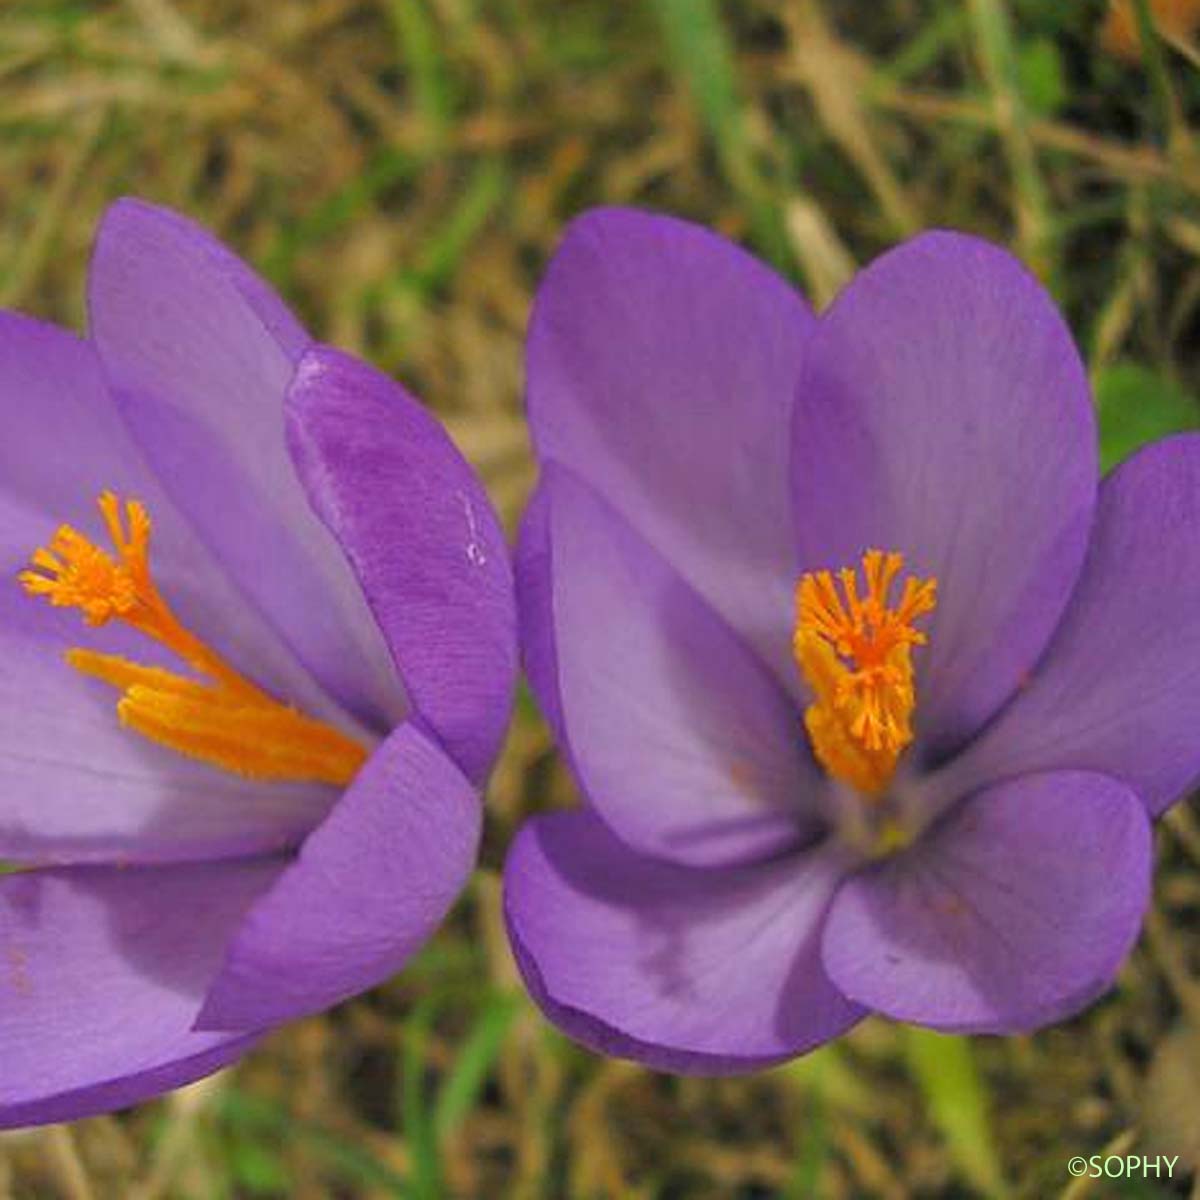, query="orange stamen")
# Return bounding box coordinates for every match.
[793,550,937,796]
[19,492,366,787]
